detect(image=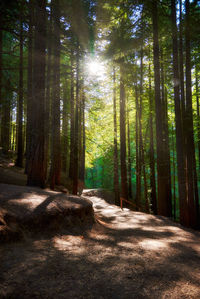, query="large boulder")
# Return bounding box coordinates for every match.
[0,184,94,242]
